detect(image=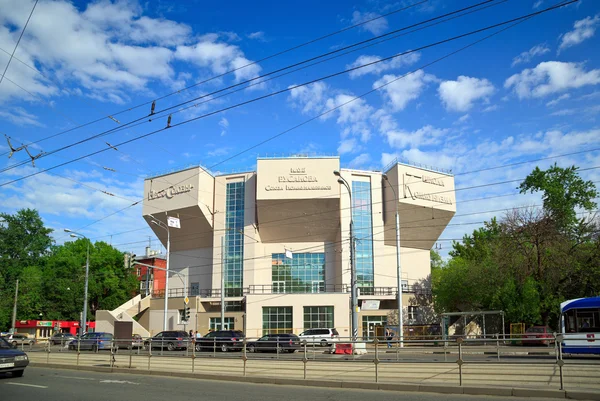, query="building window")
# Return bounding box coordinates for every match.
[262,307,292,335]
[401,280,408,292]
[352,180,374,291]
[303,306,333,329]
[225,301,243,312]
[210,317,235,330]
[408,306,418,321]
[272,253,325,293]
[191,282,200,296]
[225,181,245,296]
